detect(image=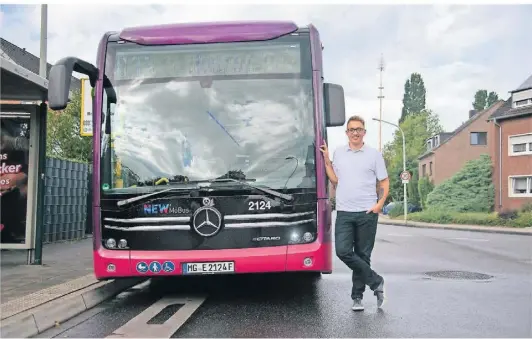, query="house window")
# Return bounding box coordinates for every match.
[427,139,433,151]
[514,99,532,108]
[429,162,433,175]
[422,164,426,176]
[509,133,532,156]
[509,176,532,197]
[513,143,527,153]
[470,132,487,145]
